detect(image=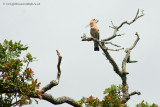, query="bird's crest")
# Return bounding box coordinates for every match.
[90,19,99,24]
[85,19,99,28]
[90,19,98,27]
